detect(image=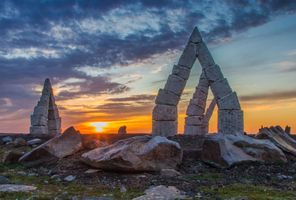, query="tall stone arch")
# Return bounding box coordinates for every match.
[152,27,243,136]
[30,78,61,135]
